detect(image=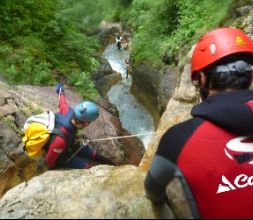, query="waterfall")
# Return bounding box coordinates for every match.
[102,43,155,149]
